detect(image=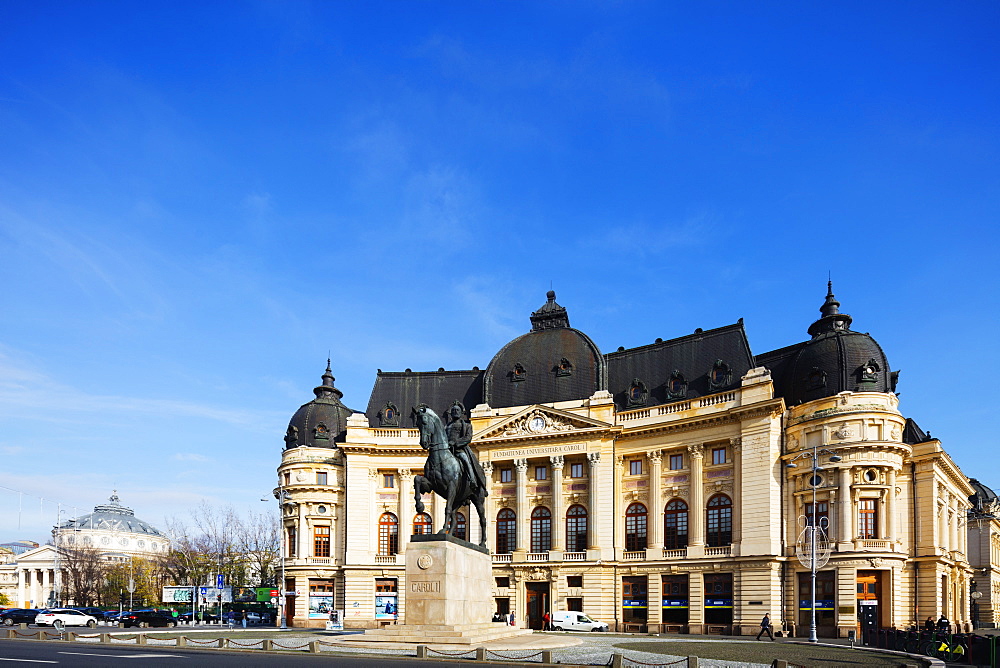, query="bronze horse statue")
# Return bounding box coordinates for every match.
[412,405,488,547]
